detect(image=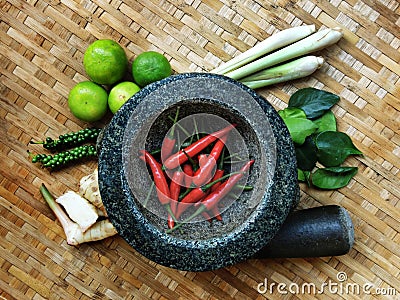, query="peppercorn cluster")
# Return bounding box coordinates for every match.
[30,128,101,151]
[29,128,101,170]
